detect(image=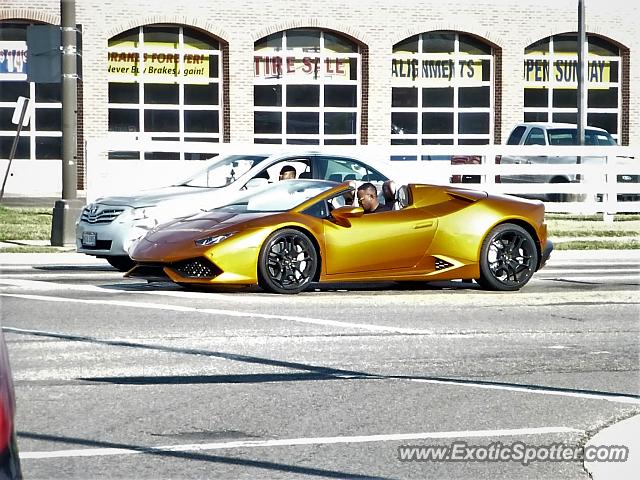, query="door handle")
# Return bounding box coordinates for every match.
[414,221,433,229]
